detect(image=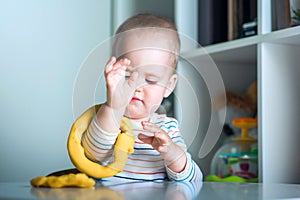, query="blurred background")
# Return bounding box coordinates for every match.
[0,0,111,181]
